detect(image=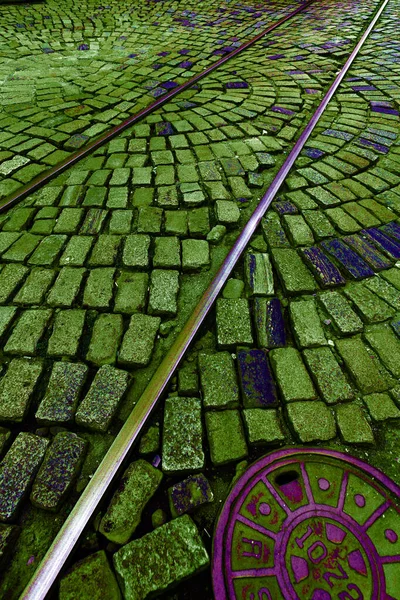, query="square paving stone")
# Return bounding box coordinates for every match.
[168,473,213,519]
[4,309,52,355]
[109,210,133,235]
[181,239,210,271]
[88,235,121,267]
[205,409,248,466]
[118,314,161,368]
[243,408,285,446]
[35,362,88,426]
[59,551,121,600]
[83,268,115,309]
[216,299,253,349]
[335,337,389,394]
[318,291,363,334]
[148,269,179,317]
[75,365,130,432]
[114,272,148,314]
[198,352,239,410]
[53,209,83,234]
[363,393,400,422]
[153,236,181,269]
[162,397,204,474]
[59,236,93,267]
[0,359,43,422]
[47,268,86,307]
[289,298,327,348]
[364,324,400,378]
[287,401,336,443]
[137,207,163,234]
[47,310,86,358]
[244,253,274,296]
[335,403,374,445]
[237,349,278,408]
[303,347,353,404]
[269,347,316,402]
[13,268,55,305]
[122,235,150,268]
[79,209,108,235]
[30,432,87,512]
[0,432,49,522]
[87,314,123,366]
[113,515,209,600]
[99,459,162,545]
[215,200,240,226]
[188,207,210,237]
[271,248,316,294]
